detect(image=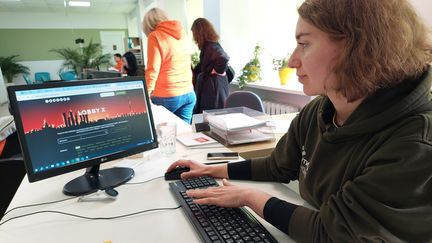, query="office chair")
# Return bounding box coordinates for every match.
[224,91,265,112]
[59,70,77,81]
[23,74,33,85]
[0,157,25,219]
[34,72,51,83]
[0,132,25,219]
